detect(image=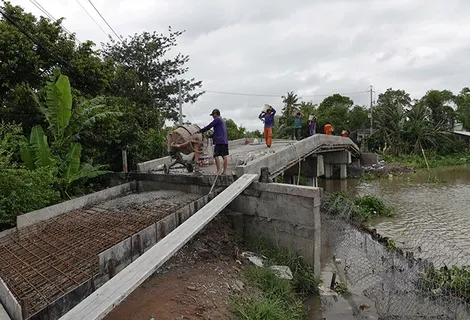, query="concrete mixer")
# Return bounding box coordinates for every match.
[164,124,210,174]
